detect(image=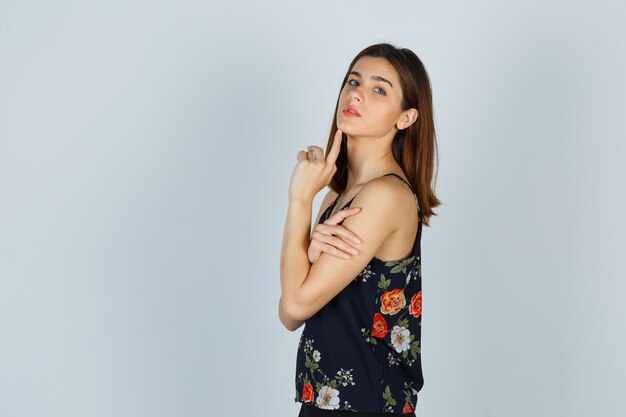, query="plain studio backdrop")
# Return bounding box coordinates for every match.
[1,1,625,416]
